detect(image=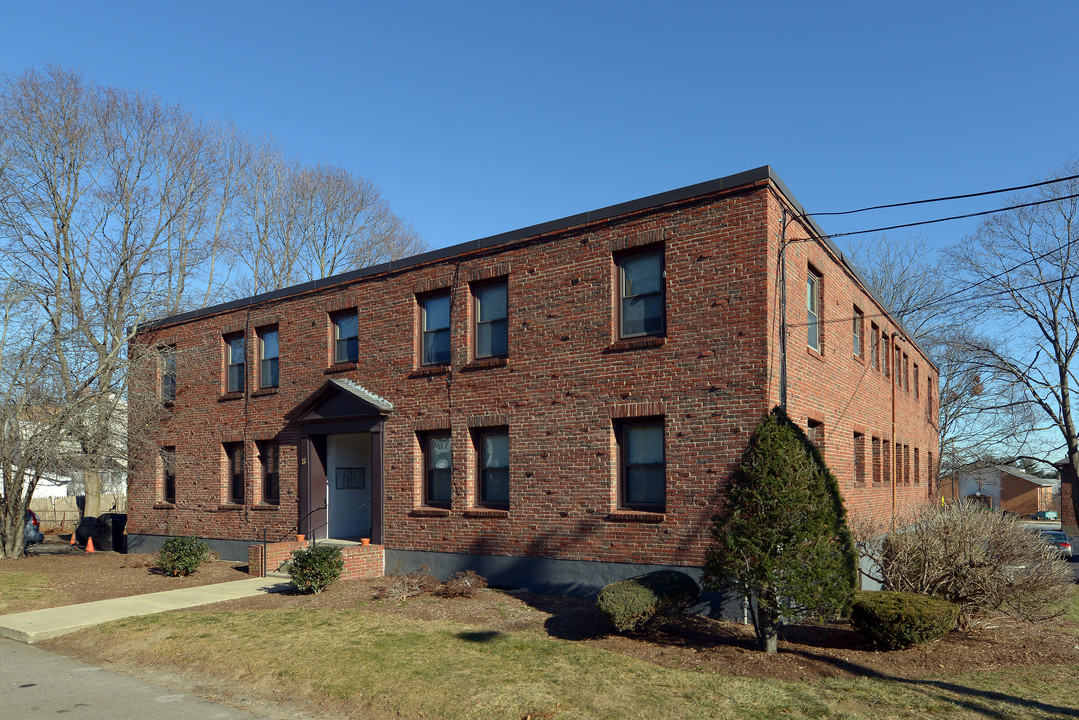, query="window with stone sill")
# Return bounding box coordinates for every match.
[617,247,665,339]
[160,346,177,403]
[853,307,864,359]
[807,267,822,352]
[420,293,451,366]
[259,440,279,505]
[332,312,359,365]
[475,427,509,509]
[473,280,508,360]
[616,418,665,512]
[422,432,452,509]
[224,333,245,394]
[161,446,176,504]
[258,326,279,389]
[224,441,245,505]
